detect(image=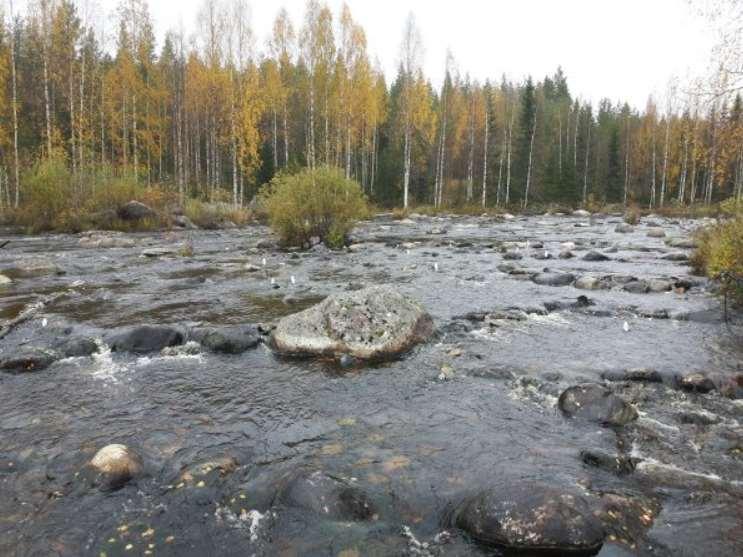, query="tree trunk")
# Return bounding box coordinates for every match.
[660,116,671,207]
[582,119,591,204]
[481,106,489,208]
[523,110,537,209]
[9,0,20,207]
